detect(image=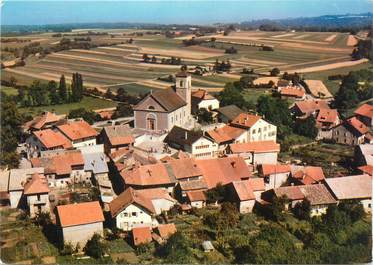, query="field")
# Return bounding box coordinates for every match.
[1,30,370,97]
